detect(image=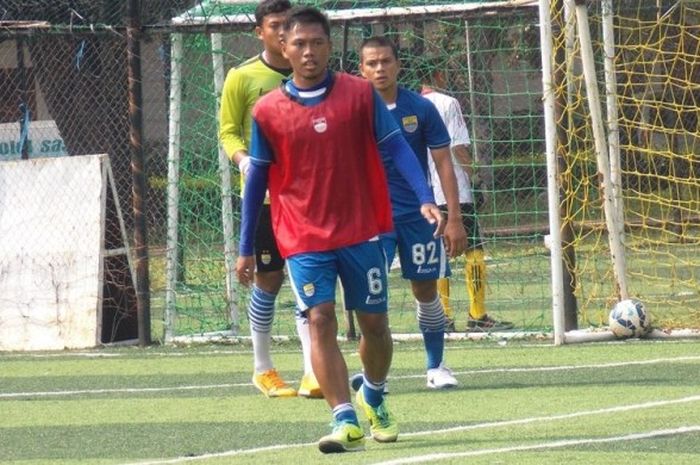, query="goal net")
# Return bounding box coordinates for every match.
[165,0,551,339]
[546,0,700,335]
[162,0,698,340]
